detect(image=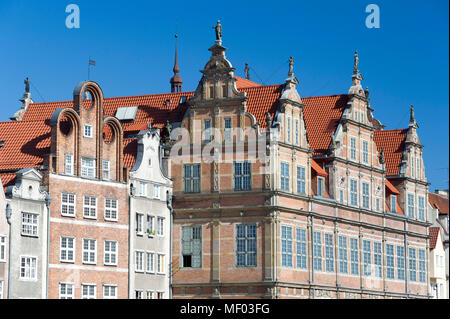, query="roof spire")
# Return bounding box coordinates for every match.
[244,63,250,80]
[409,105,416,125]
[353,51,359,74]
[170,34,183,93]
